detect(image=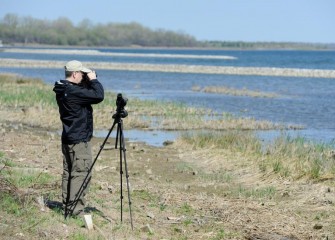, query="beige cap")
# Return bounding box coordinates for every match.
[64,60,91,73]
